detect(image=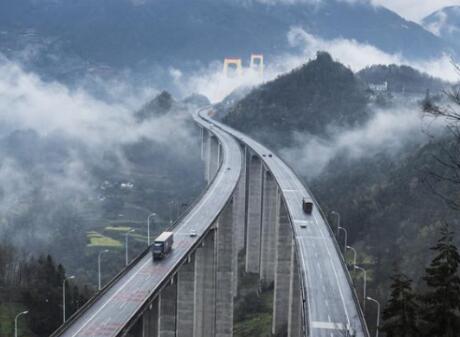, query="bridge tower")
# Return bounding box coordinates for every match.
[223,58,243,78]
[250,54,264,77]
